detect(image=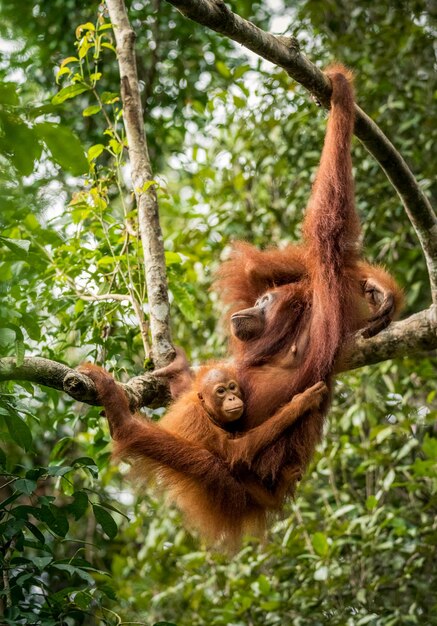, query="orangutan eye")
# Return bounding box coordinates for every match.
[216,387,226,396]
[256,293,271,307]
[229,382,237,391]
